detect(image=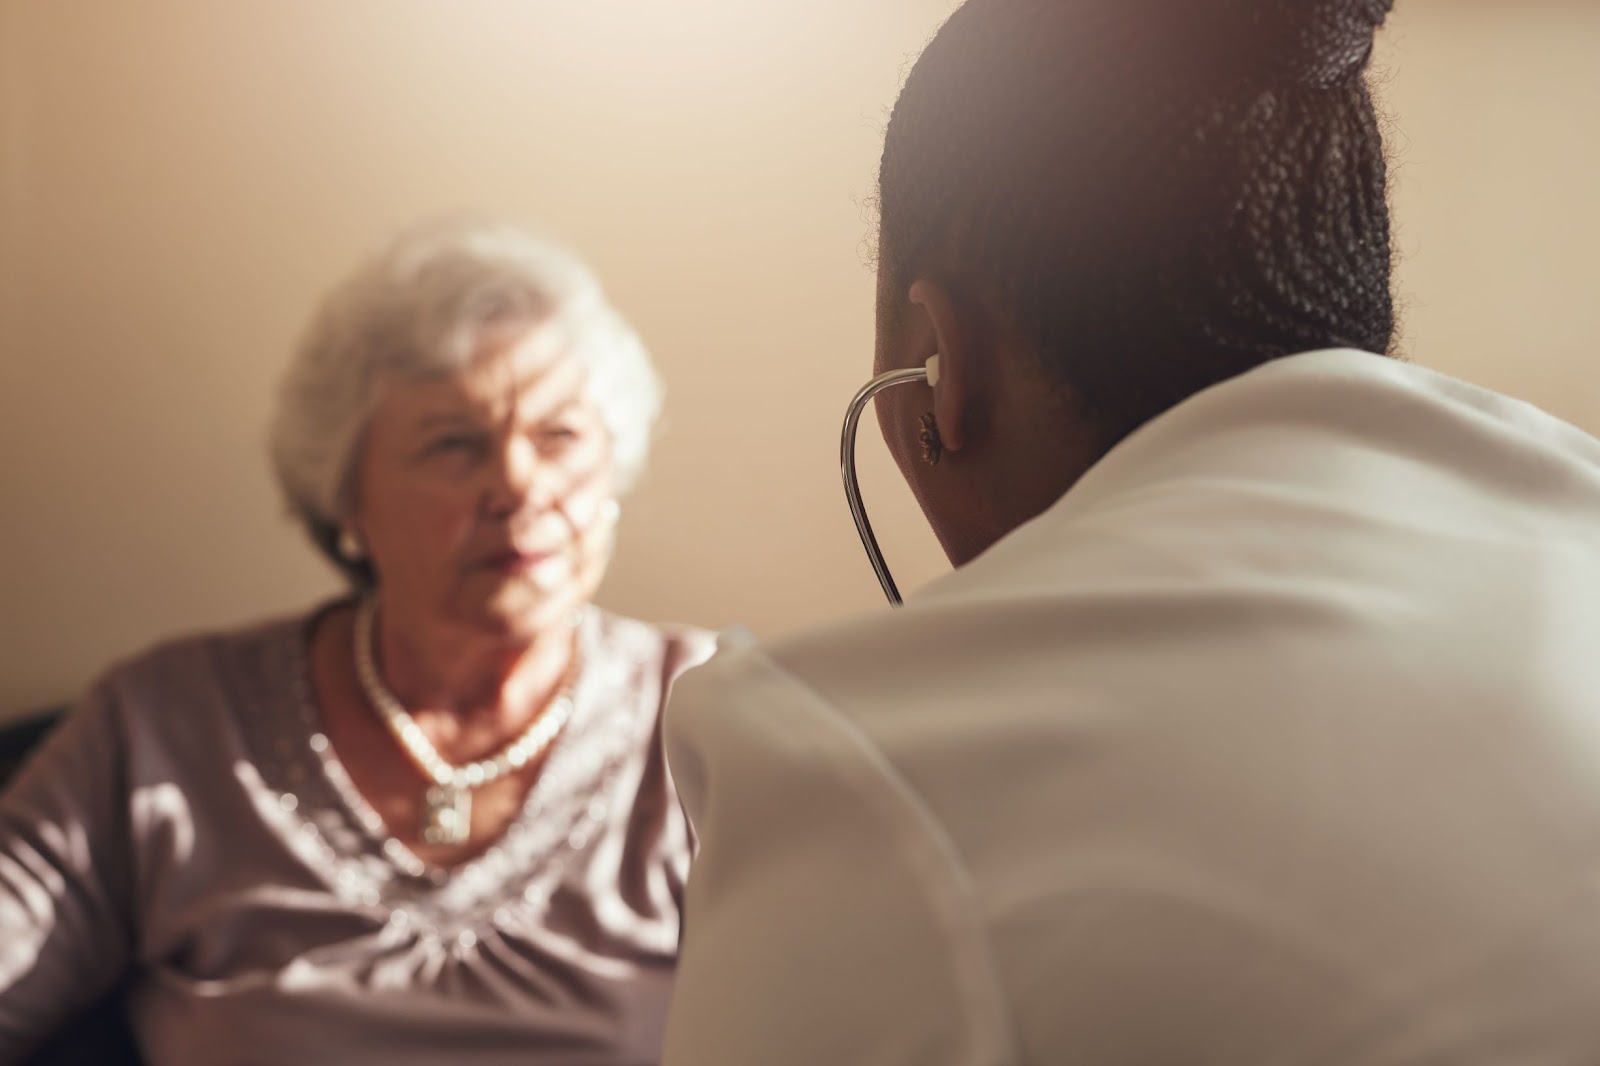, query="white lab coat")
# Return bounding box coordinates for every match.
[661,349,1600,1065]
